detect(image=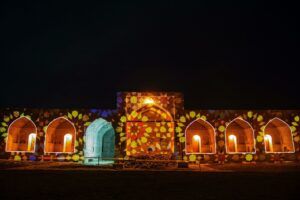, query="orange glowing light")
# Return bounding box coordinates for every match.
[228,134,237,152]
[144,97,154,105]
[63,133,73,153]
[192,135,201,153]
[27,133,36,152]
[264,134,273,152]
